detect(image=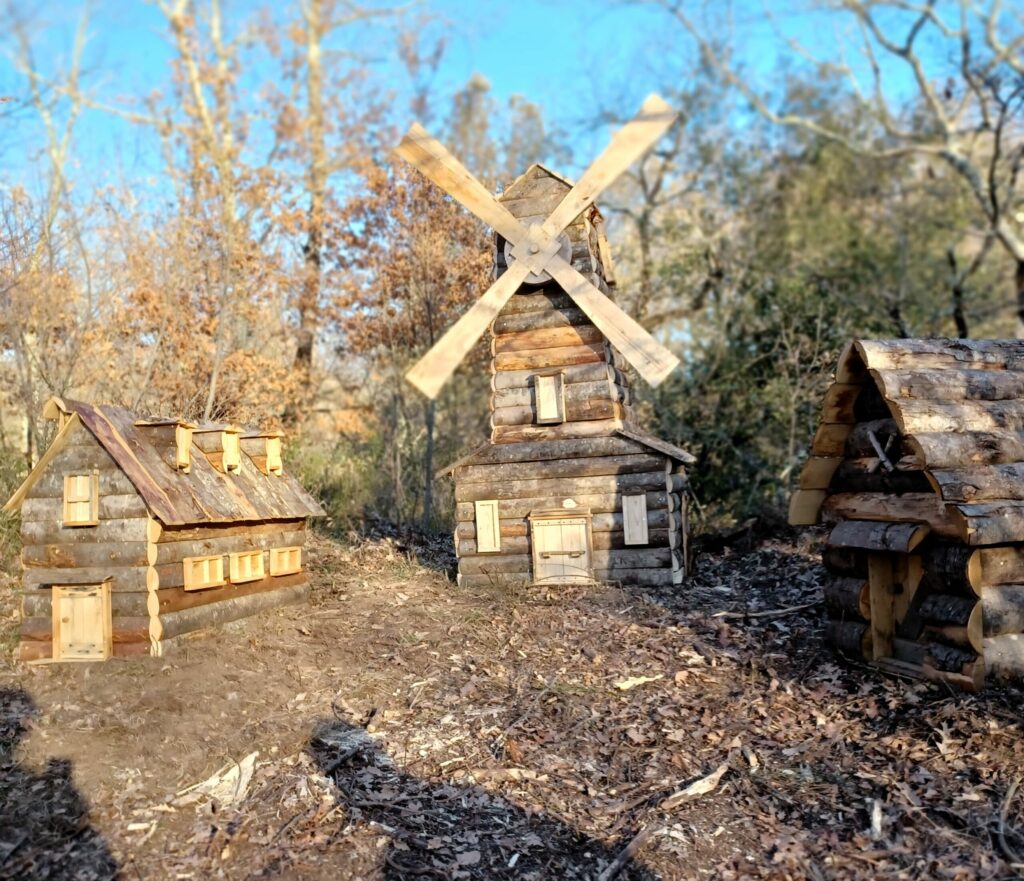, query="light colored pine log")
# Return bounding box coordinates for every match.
[152,583,309,641]
[868,554,896,660]
[798,457,842,490]
[154,529,306,565]
[873,367,1024,402]
[928,463,1024,502]
[492,324,604,353]
[593,567,678,587]
[909,431,1024,470]
[493,341,608,372]
[895,399,1024,435]
[856,338,1024,371]
[22,541,156,568]
[787,490,826,525]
